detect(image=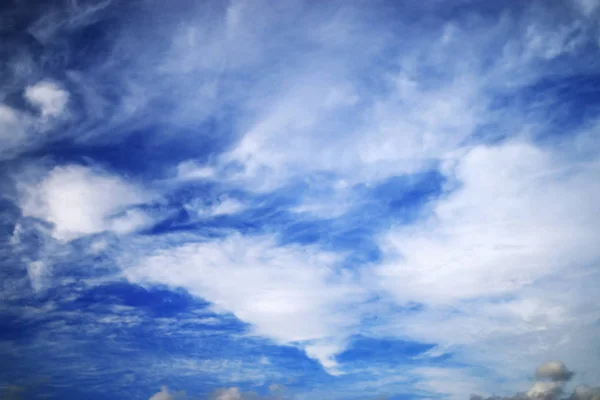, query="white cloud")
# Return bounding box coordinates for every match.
[185,197,246,218]
[572,0,599,16]
[290,179,356,219]
[535,361,574,382]
[208,198,245,217]
[18,165,154,241]
[0,84,71,159]
[24,80,69,118]
[413,367,486,400]
[527,381,563,399]
[471,362,588,400]
[0,81,71,159]
[89,238,109,253]
[419,361,579,400]
[108,208,156,235]
[28,0,113,44]
[124,233,367,373]
[147,385,290,400]
[147,385,286,400]
[149,386,187,400]
[213,388,243,400]
[3,0,599,396]
[176,161,216,181]
[376,142,600,304]
[149,387,173,400]
[372,141,600,389]
[304,341,347,375]
[217,71,483,192]
[26,260,46,292]
[205,1,587,194]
